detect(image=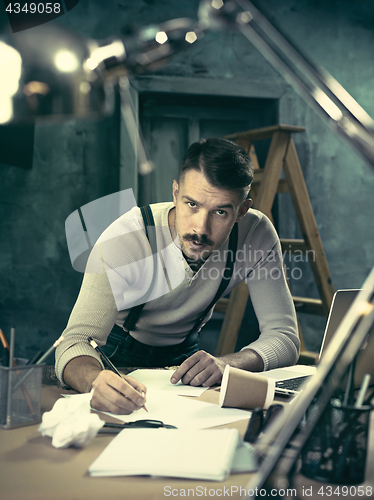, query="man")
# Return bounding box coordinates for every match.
[56,138,299,414]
